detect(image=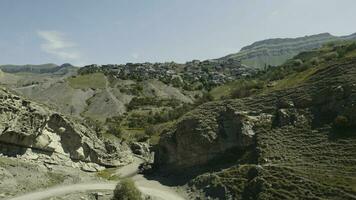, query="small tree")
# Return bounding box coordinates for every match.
[113,178,142,200]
